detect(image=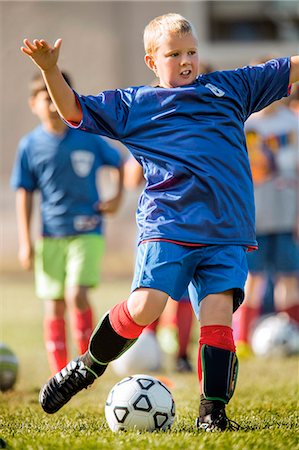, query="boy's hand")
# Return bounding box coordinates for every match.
[21,38,62,71]
[96,195,122,214]
[18,243,33,271]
